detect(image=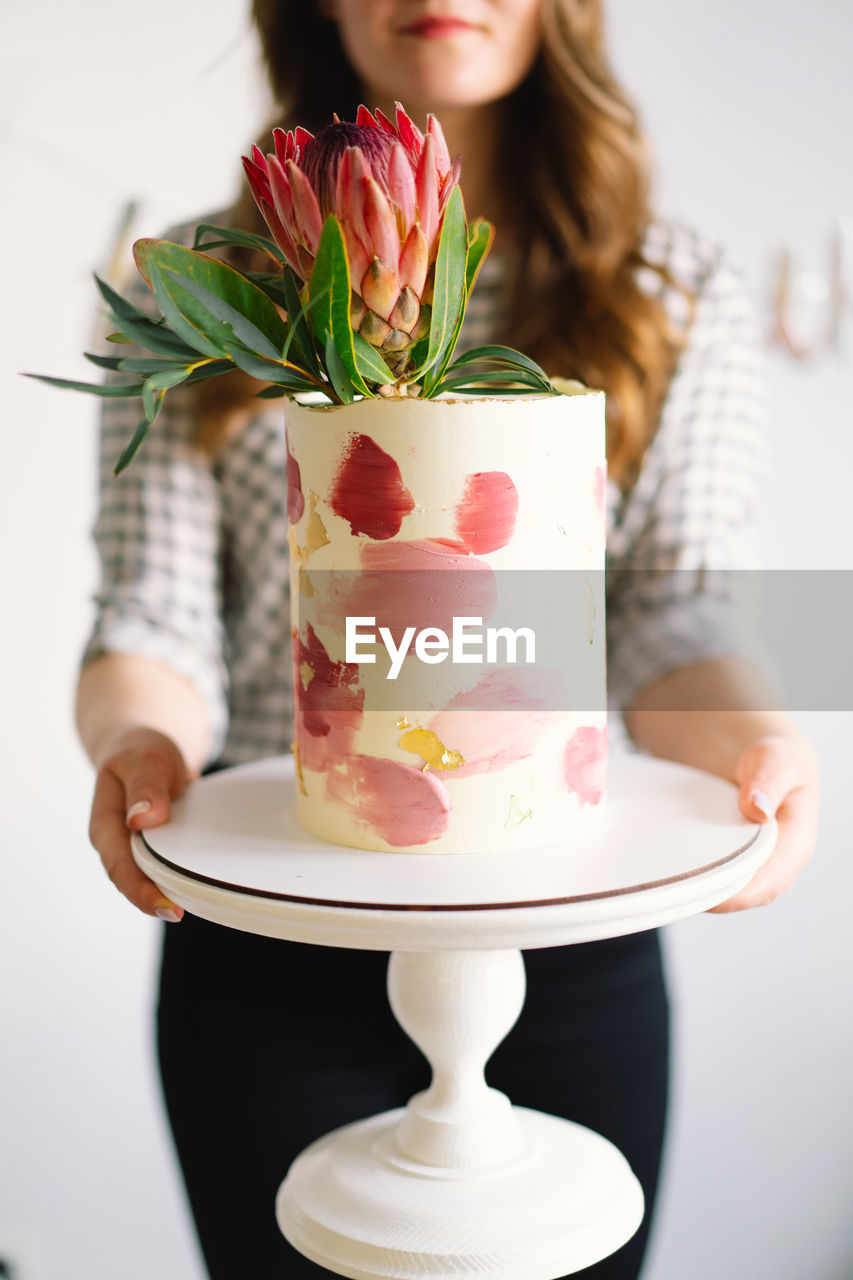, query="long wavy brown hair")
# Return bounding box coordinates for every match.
[197,0,689,489]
